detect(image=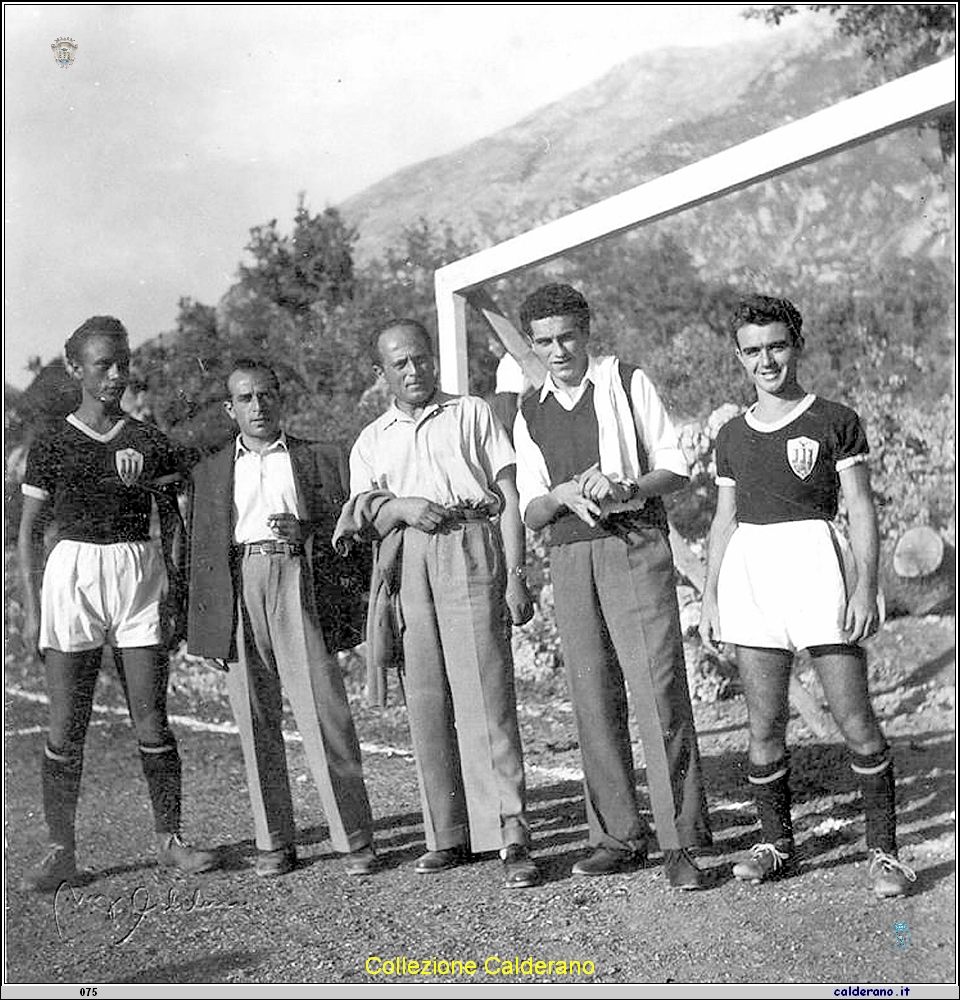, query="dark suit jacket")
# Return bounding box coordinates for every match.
[186,434,350,660]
